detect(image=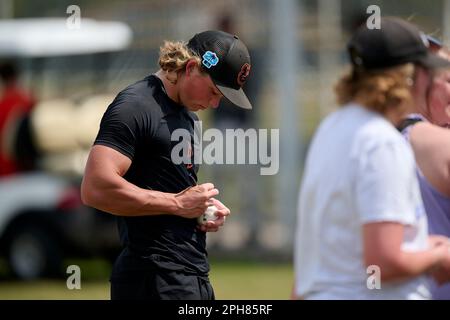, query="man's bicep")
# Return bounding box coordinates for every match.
[81,145,133,210]
[86,145,132,179]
